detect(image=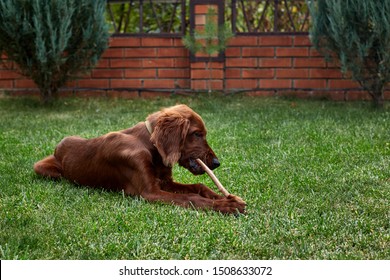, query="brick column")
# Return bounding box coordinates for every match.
[189,0,225,92]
